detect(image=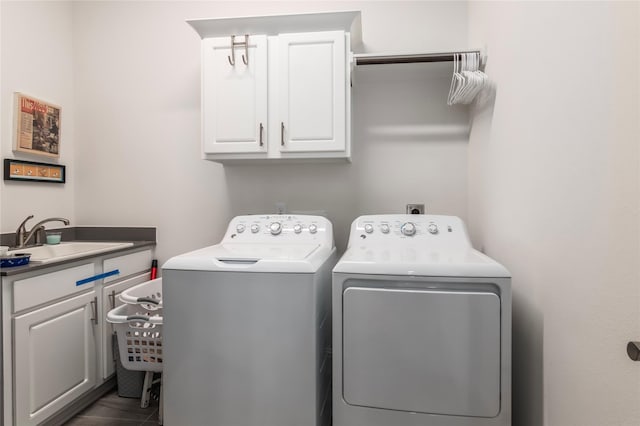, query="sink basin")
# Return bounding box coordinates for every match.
[9,242,134,264]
